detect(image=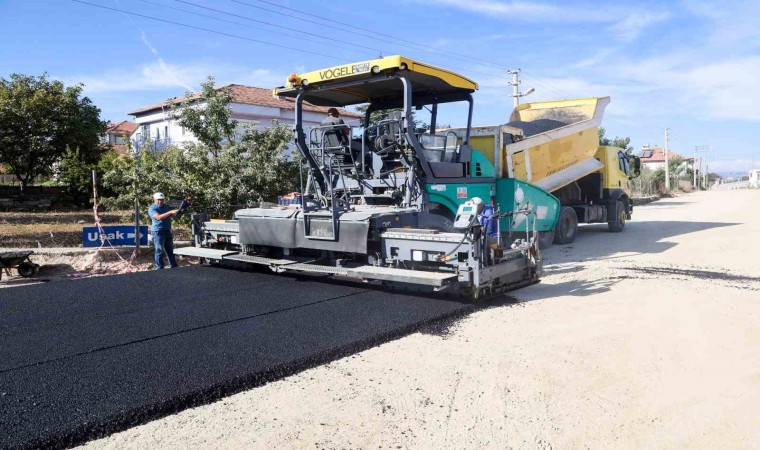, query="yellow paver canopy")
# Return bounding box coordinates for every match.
[274,55,478,108]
